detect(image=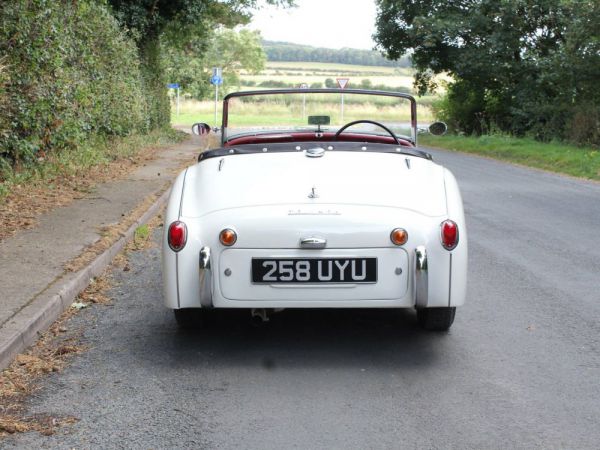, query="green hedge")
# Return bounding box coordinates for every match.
[0,0,149,170]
